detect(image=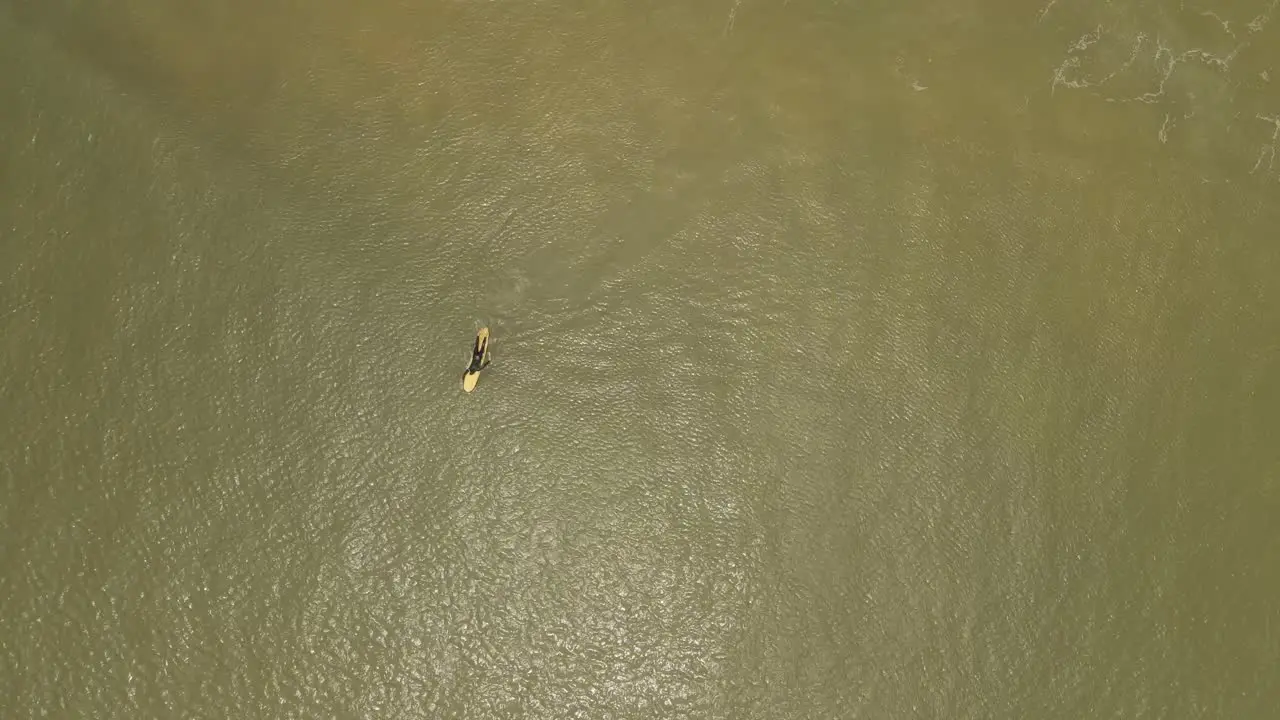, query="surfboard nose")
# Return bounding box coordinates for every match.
[462,371,480,392]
